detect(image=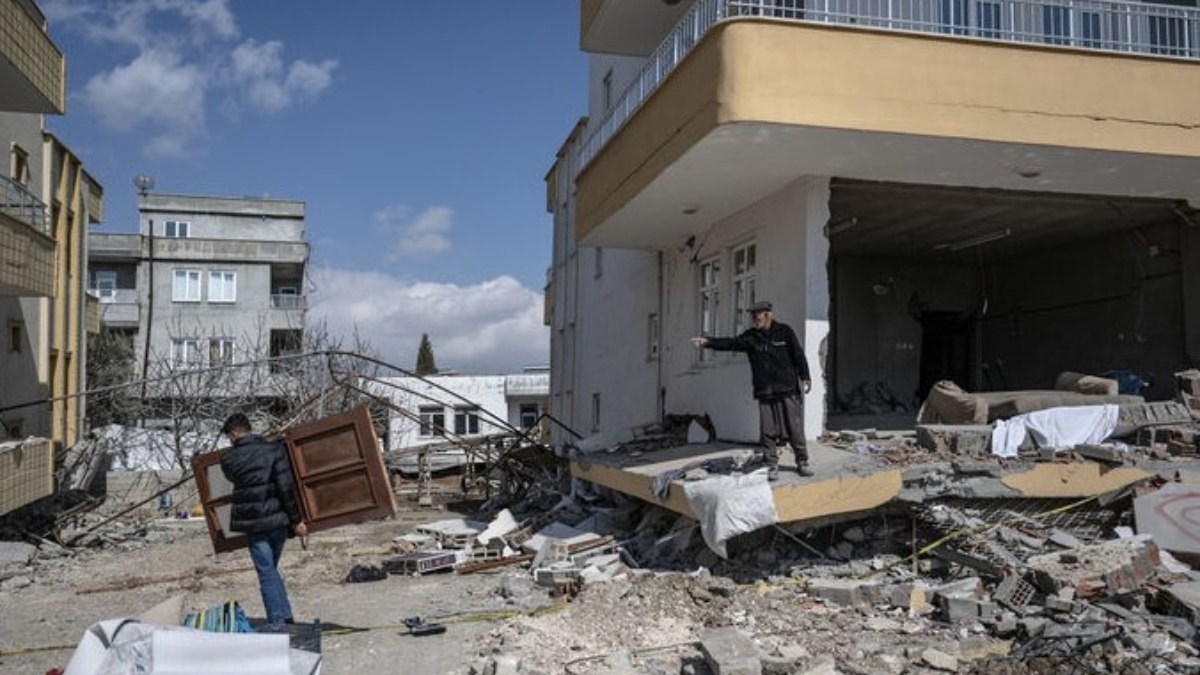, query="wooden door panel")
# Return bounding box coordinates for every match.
[190,449,247,554]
